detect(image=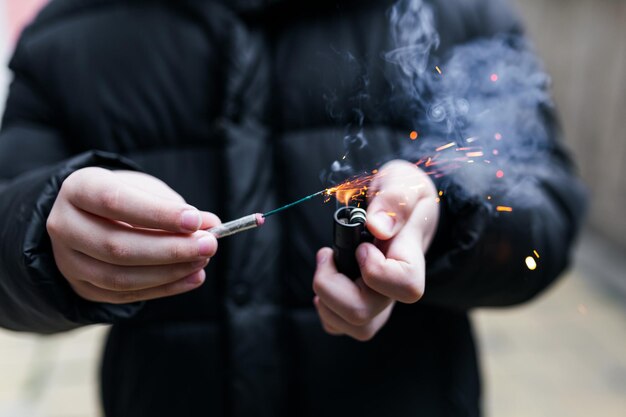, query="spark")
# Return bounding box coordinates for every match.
[493,149,499,155]
[409,131,419,140]
[435,142,456,152]
[435,197,440,203]
[438,190,443,196]
[533,250,540,258]
[494,133,502,140]
[386,212,397,217]
[525,256,537,270]
[496,206,513,212]
[342,154,347,160]
[466,136,479,143]
[496,170,504,178]
[435,66,442,75]
[466,151,484,158]
[490,73,499,82]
